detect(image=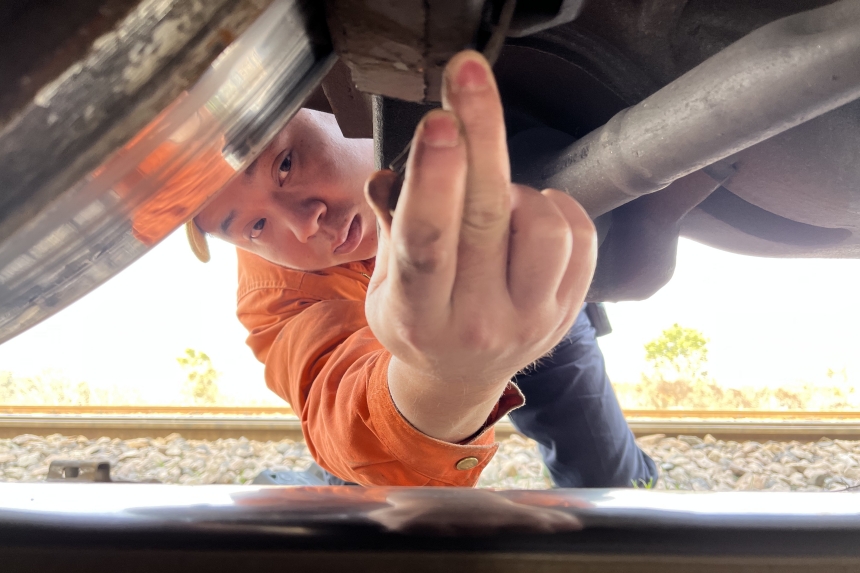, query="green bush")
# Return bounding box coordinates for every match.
[176,349,221,405]
[612,324,855,411]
